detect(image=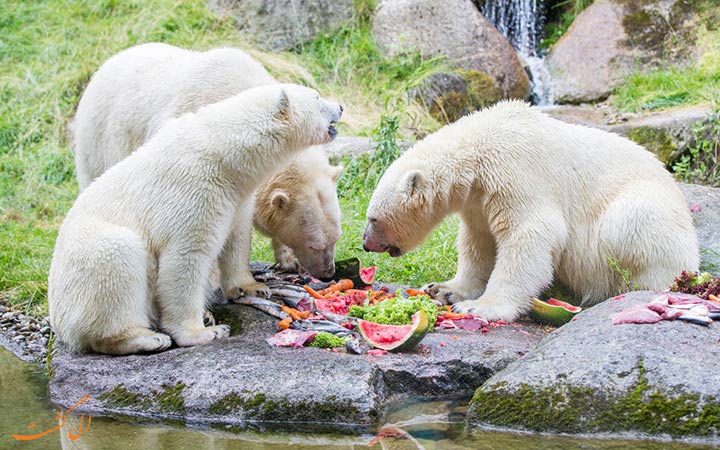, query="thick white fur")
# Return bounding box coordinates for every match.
[363,100,699,321]
[71,43,342,279]
[49,84,342,354]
